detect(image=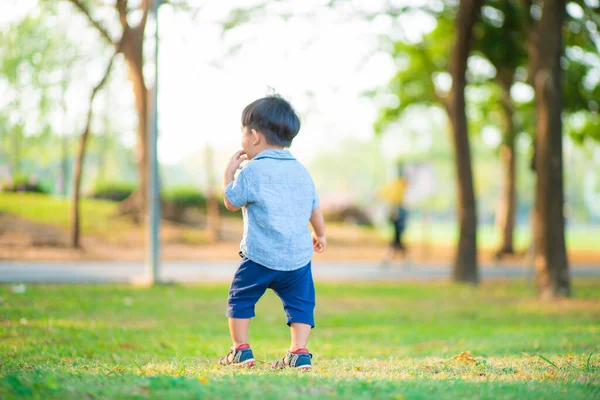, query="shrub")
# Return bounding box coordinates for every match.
[2,174,50,194]
[91,182,135,201]
[162,187,206,208]
[161,186,205,223]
